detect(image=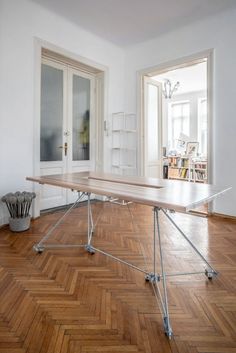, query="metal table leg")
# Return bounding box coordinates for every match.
[33,192,87,253]
[85,193,95,254]
[161,209,218,279]
[145,207,173,338]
